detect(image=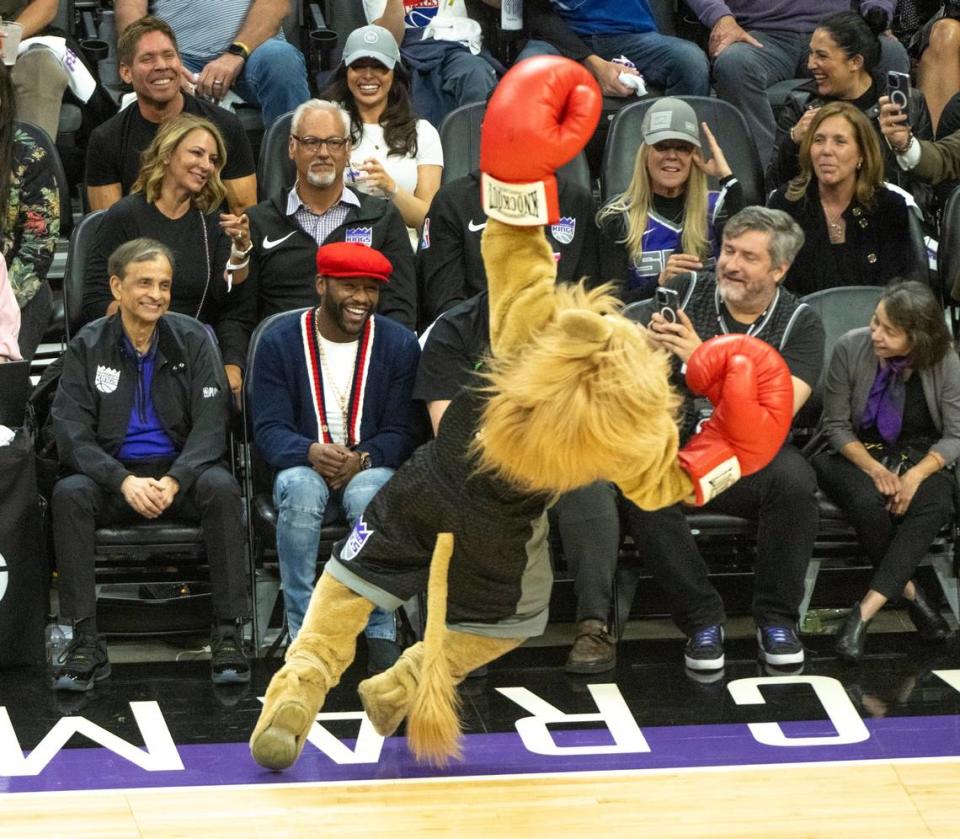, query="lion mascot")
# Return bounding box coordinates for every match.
[249,56,794,769]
